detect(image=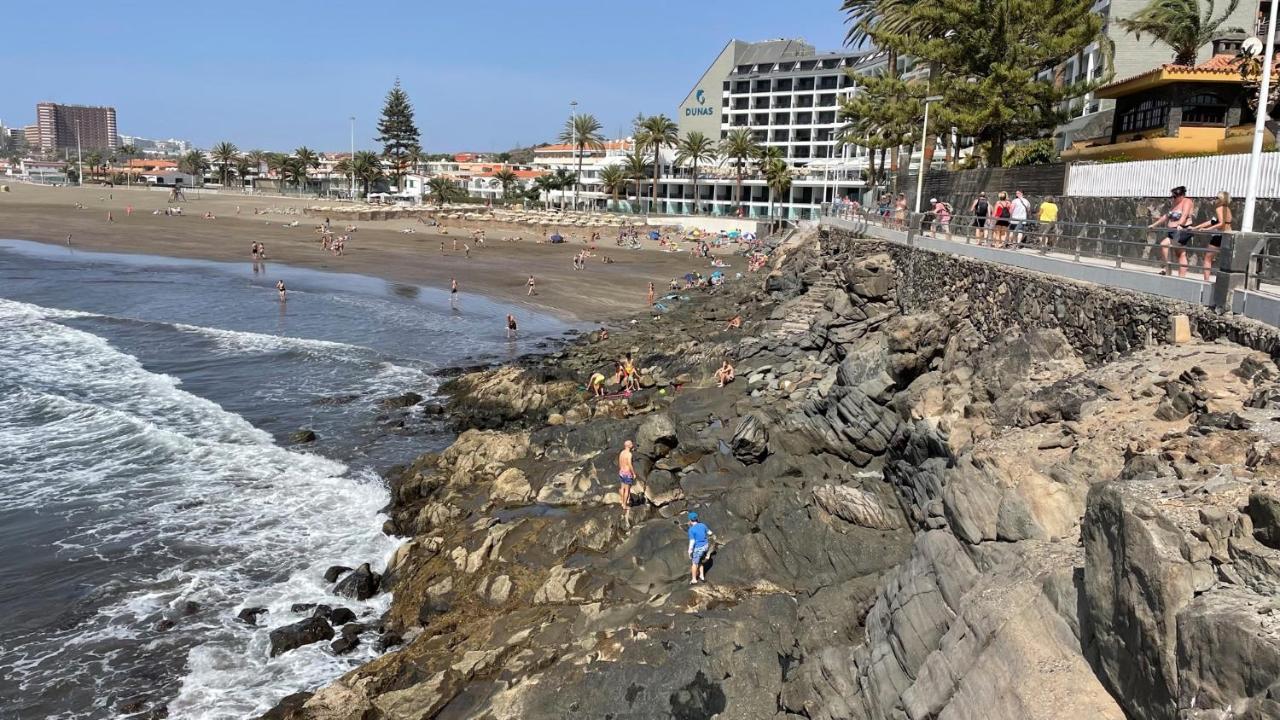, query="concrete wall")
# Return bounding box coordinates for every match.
[899,165,1068,208]
[822,225,1280,364]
